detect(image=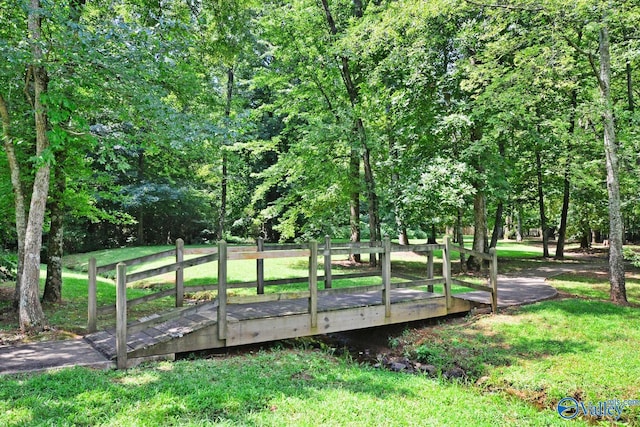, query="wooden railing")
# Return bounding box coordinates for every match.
[88,236,498,369]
